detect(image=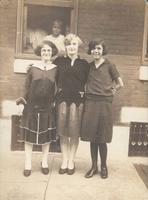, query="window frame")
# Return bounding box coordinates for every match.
[15,0,79,59]
[142,1,148,65]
